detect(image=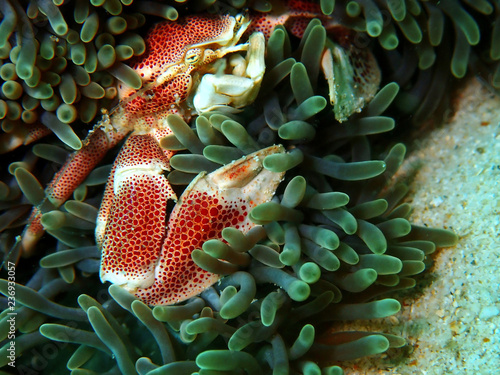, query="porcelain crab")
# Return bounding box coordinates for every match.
[22,13,267,251]
[19,13,274,304]
[19,3,381,305]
